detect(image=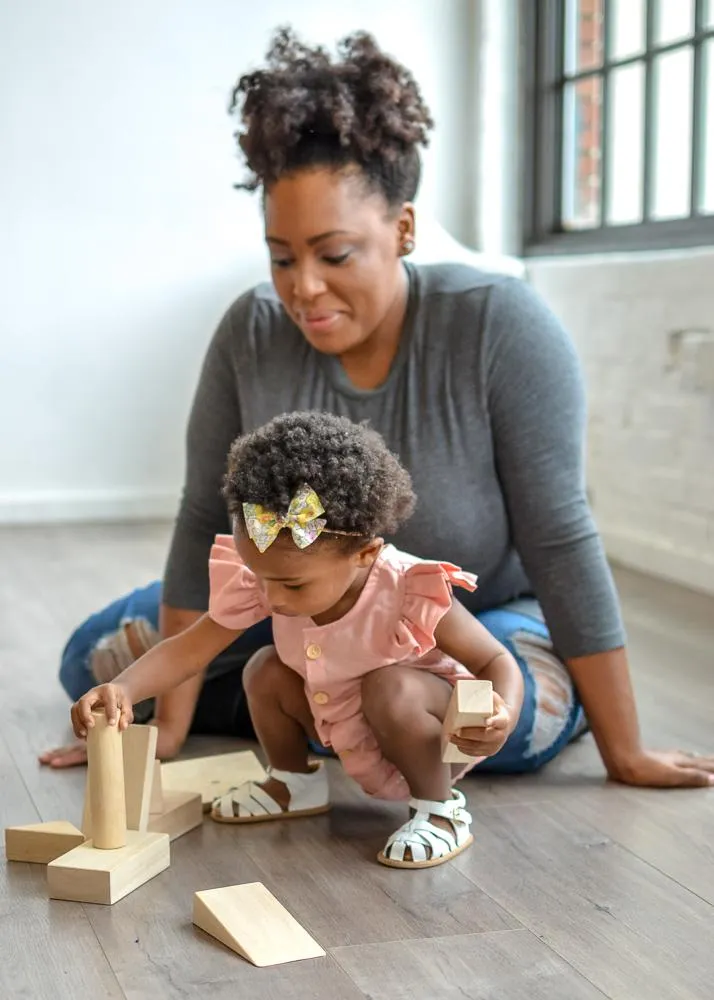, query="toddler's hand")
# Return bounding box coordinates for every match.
[71,683,134,739]
[449,691,512,758]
